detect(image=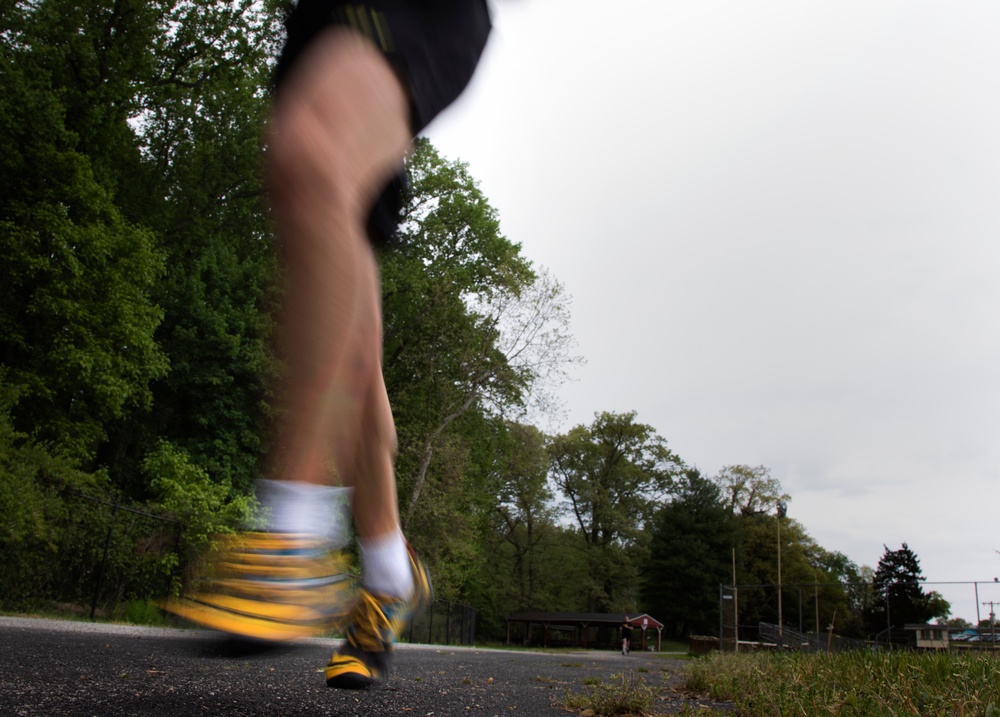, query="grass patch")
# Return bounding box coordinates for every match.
[563,671,654,716]
[672,707,719,716]
[115,600,168,626]
[685,650,1000,716]
[656,640,690,653]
